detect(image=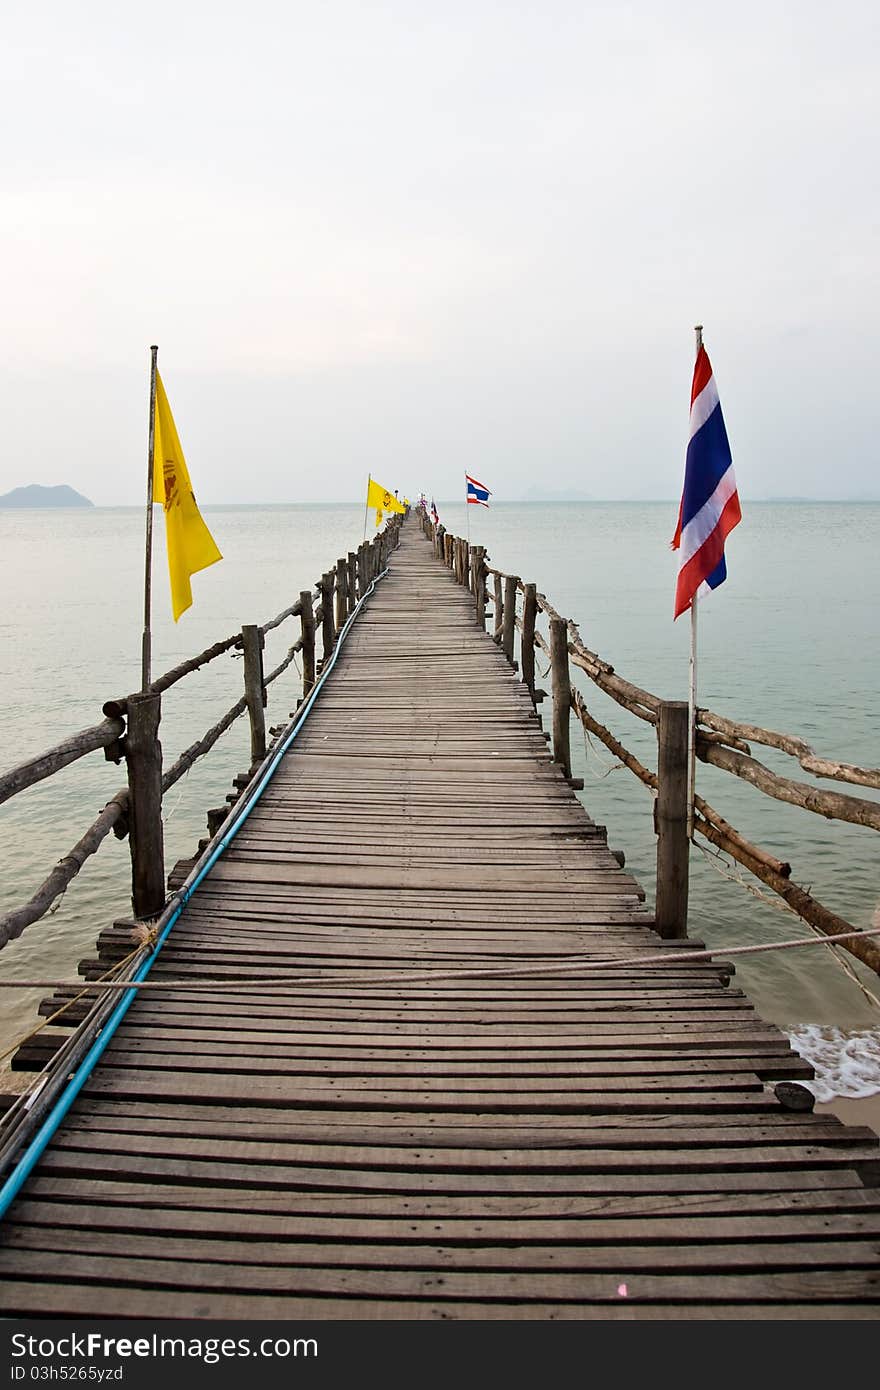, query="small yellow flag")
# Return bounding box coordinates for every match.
[152,372,222,621]
[366,477,406,529]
